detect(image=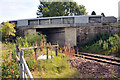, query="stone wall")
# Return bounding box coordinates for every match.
[77,25,120,46]
[102,17,117,23]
